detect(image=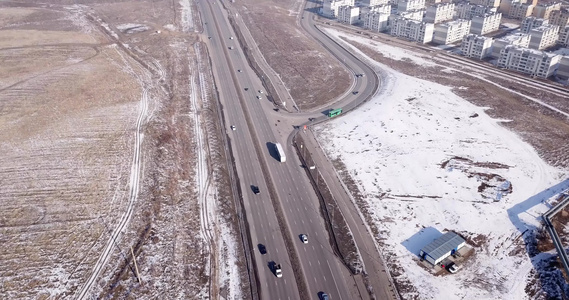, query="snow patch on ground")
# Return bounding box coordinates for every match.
[315,28,568,300]
[179,0,195,33]
[163,24,177,31]
[116,23,149,34]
